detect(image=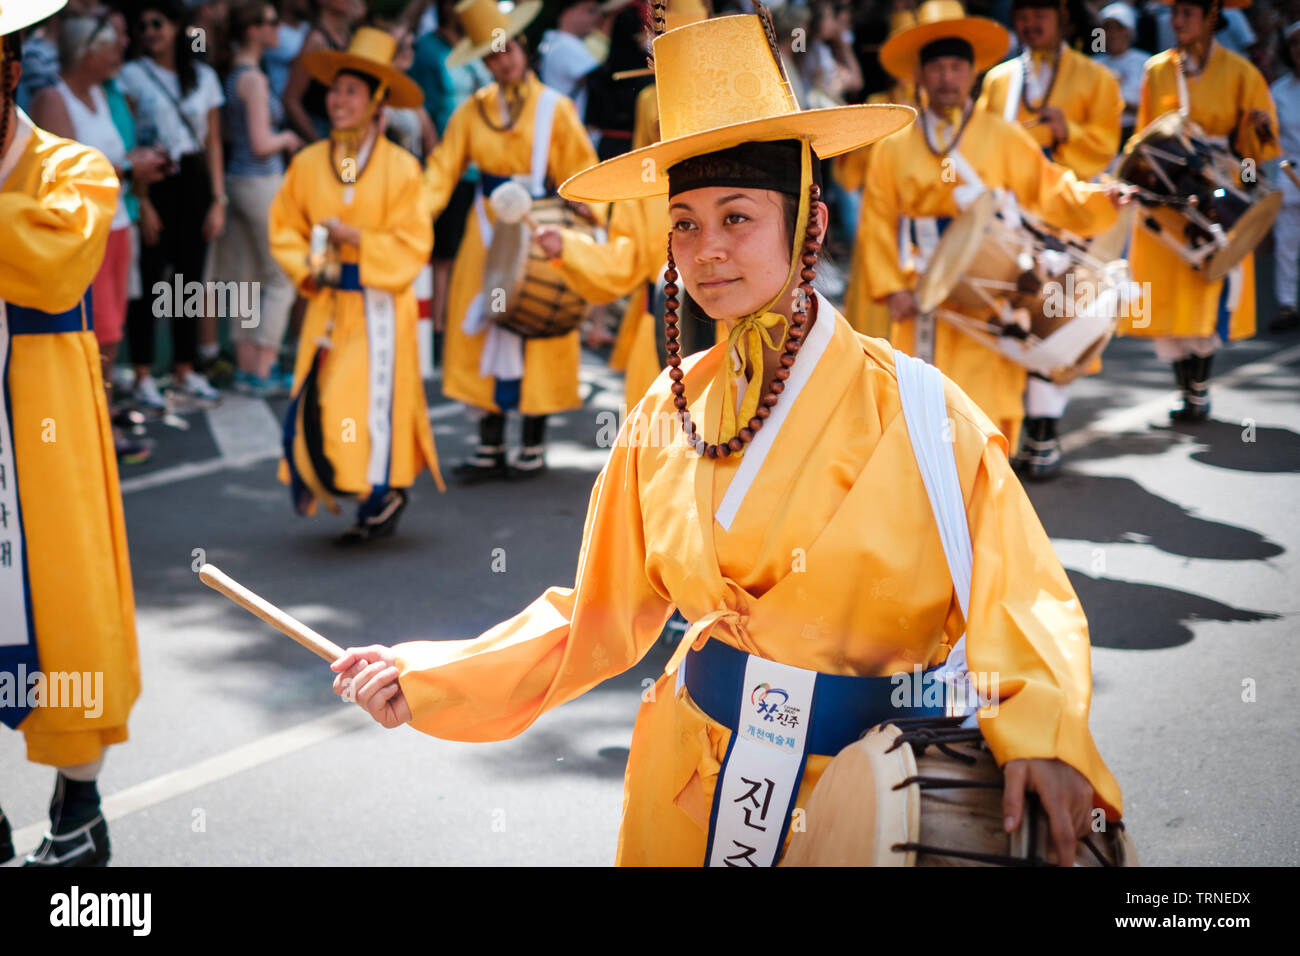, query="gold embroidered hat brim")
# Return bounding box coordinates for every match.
[559,14,915,203]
